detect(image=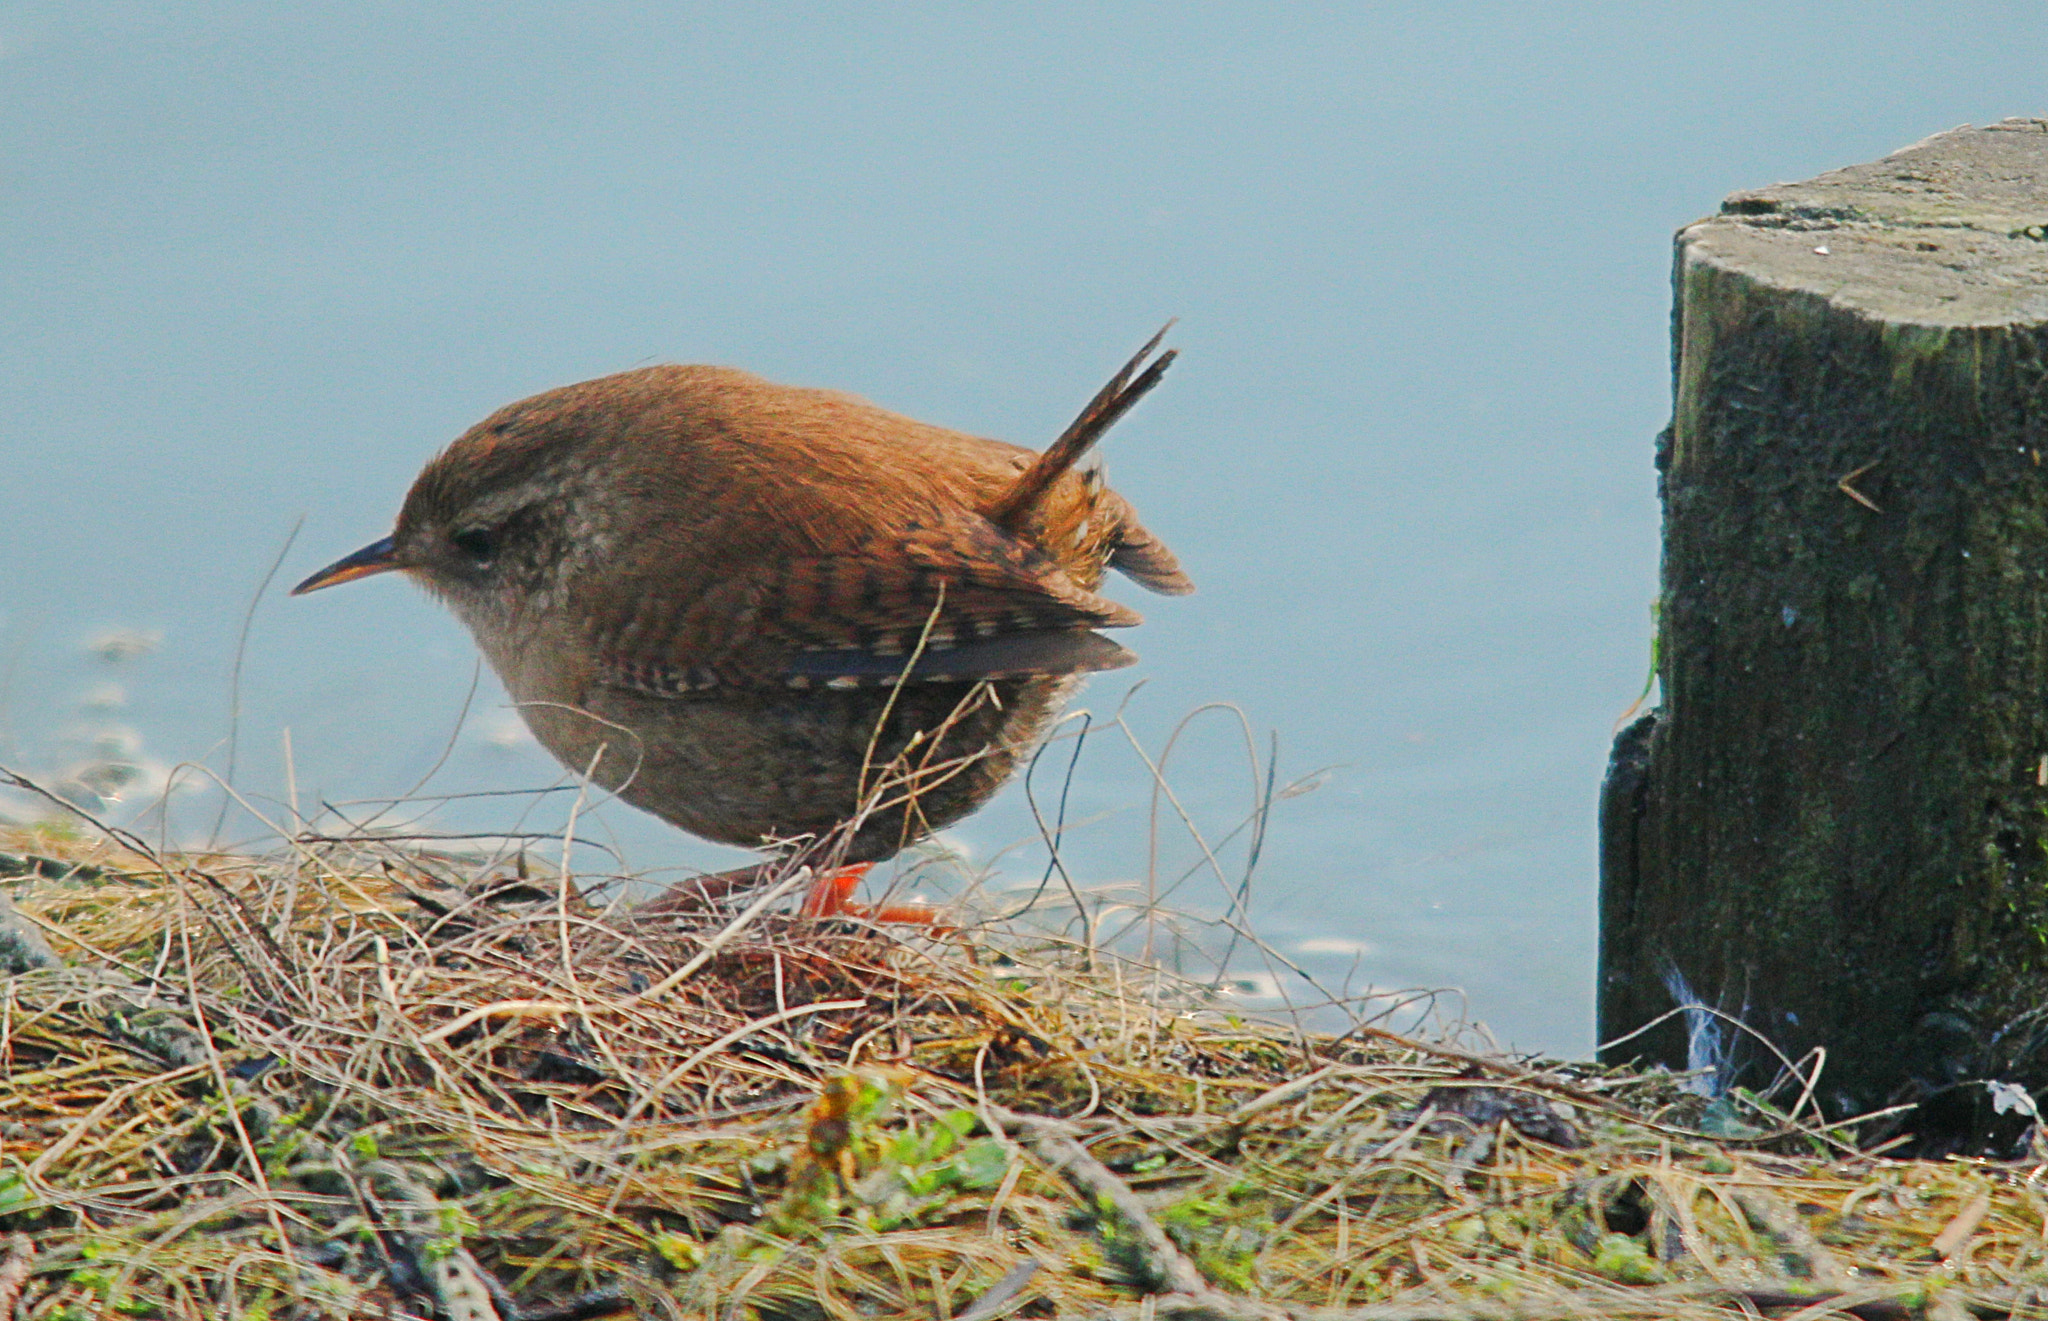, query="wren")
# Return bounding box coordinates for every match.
[294,332,1189,901]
